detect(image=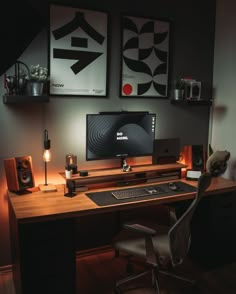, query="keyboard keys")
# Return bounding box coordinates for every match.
[111,186,165,200]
